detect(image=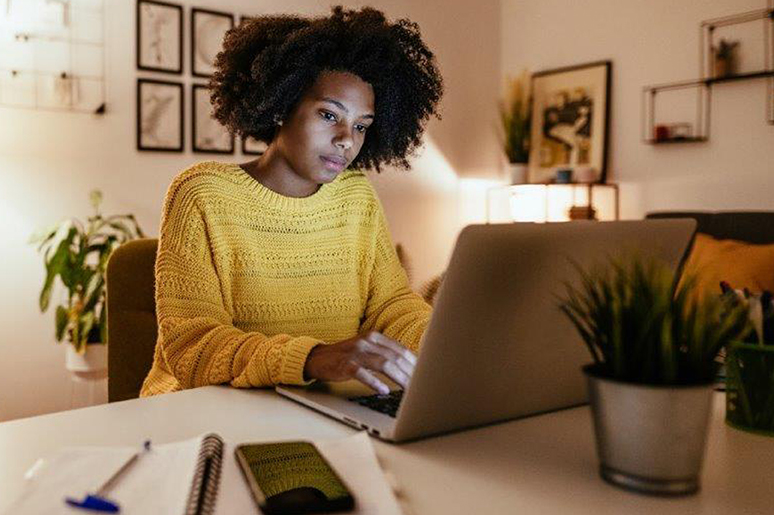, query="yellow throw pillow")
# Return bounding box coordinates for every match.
[682,233,774,300]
